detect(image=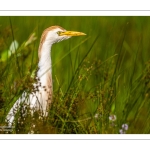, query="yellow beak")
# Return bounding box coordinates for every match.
[59,31,86,36]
